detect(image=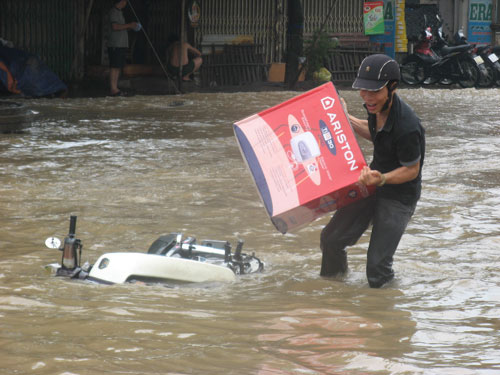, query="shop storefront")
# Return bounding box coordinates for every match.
[365,0,499,59]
